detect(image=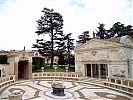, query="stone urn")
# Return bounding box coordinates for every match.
[41,67,44,72]
[53,64,58,72]
[9,90,23,100]
[65,66,69,72]
[51,82,65,96]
